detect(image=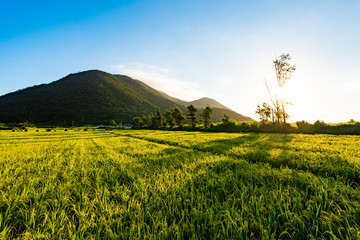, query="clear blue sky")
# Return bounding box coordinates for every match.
[1,0,360,122]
